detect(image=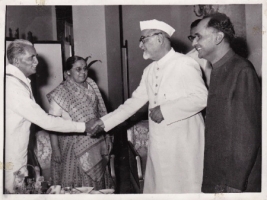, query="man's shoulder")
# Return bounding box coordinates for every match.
[174,51,198,61]
[186,49,197,56]
[230,54,255,73]
[171,51,201,69]
[6,74,27,89]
